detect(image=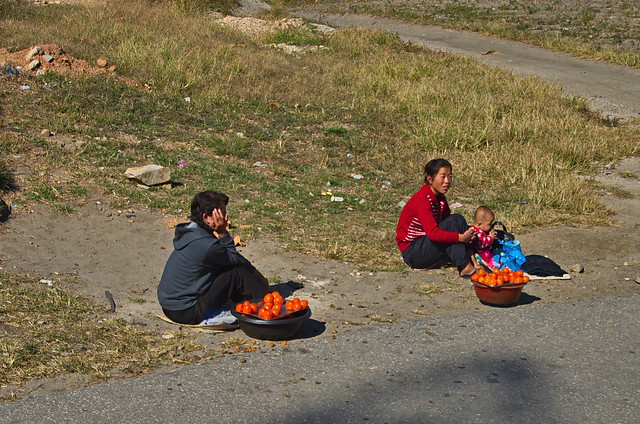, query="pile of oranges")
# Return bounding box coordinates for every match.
[471,268,530,286]
[235,291,309,320]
